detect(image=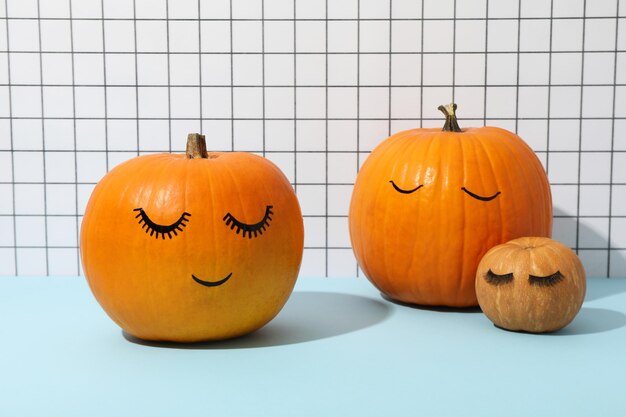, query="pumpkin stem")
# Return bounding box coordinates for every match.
[186,133,208,159]
[437,103,463,133]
